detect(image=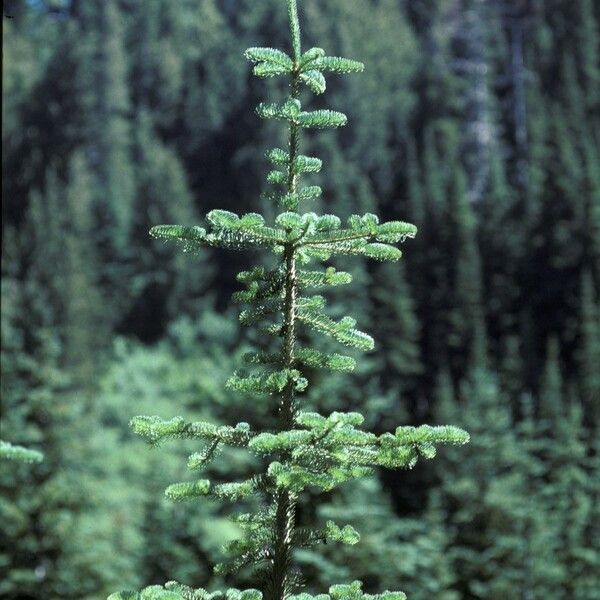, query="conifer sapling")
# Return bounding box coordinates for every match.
[109,2,469,598]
